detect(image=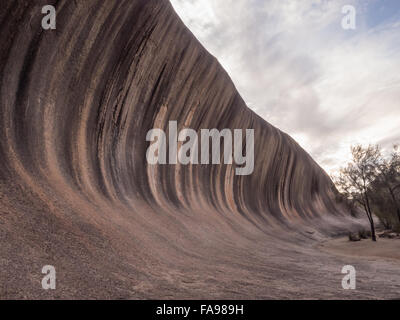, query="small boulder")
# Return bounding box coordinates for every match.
[348,232,361,241]
[358,230,369,239]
